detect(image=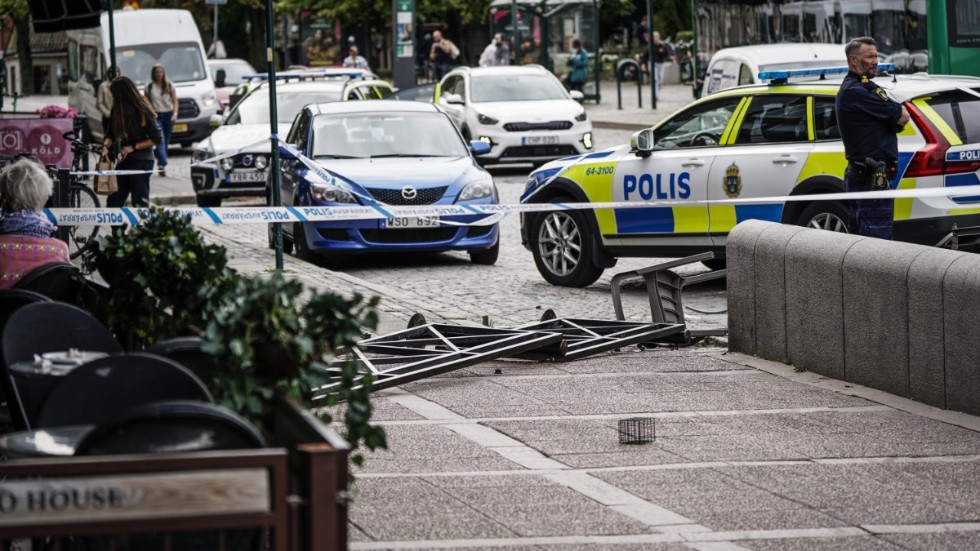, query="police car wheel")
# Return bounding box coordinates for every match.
[293,222,315,261]
[530,209,603,287]
[799,202,849,233]
[267,224,293,254]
